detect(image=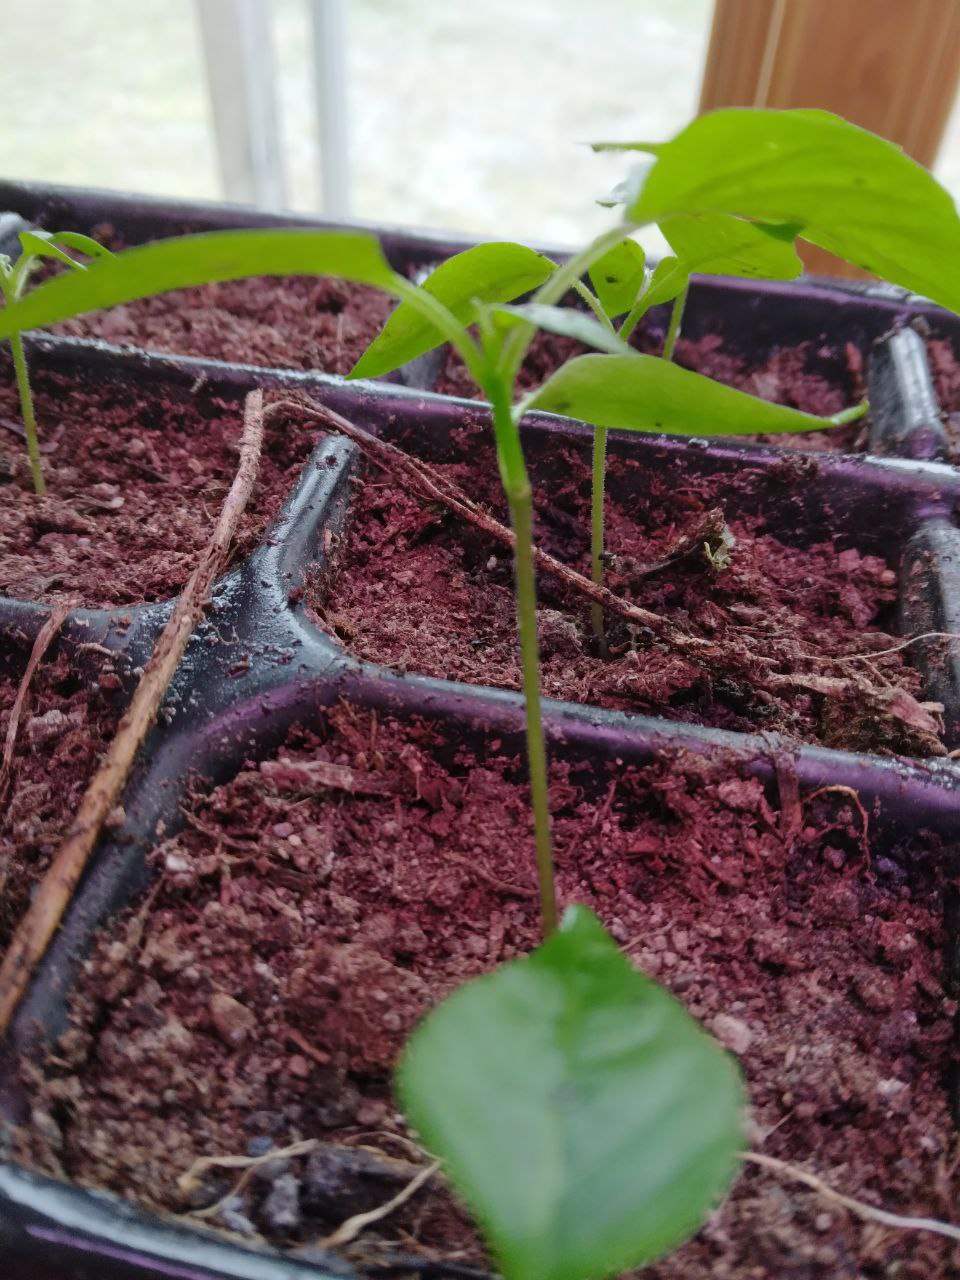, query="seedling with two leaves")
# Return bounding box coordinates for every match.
[0,229,112,494]
[1,108,959,1280]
